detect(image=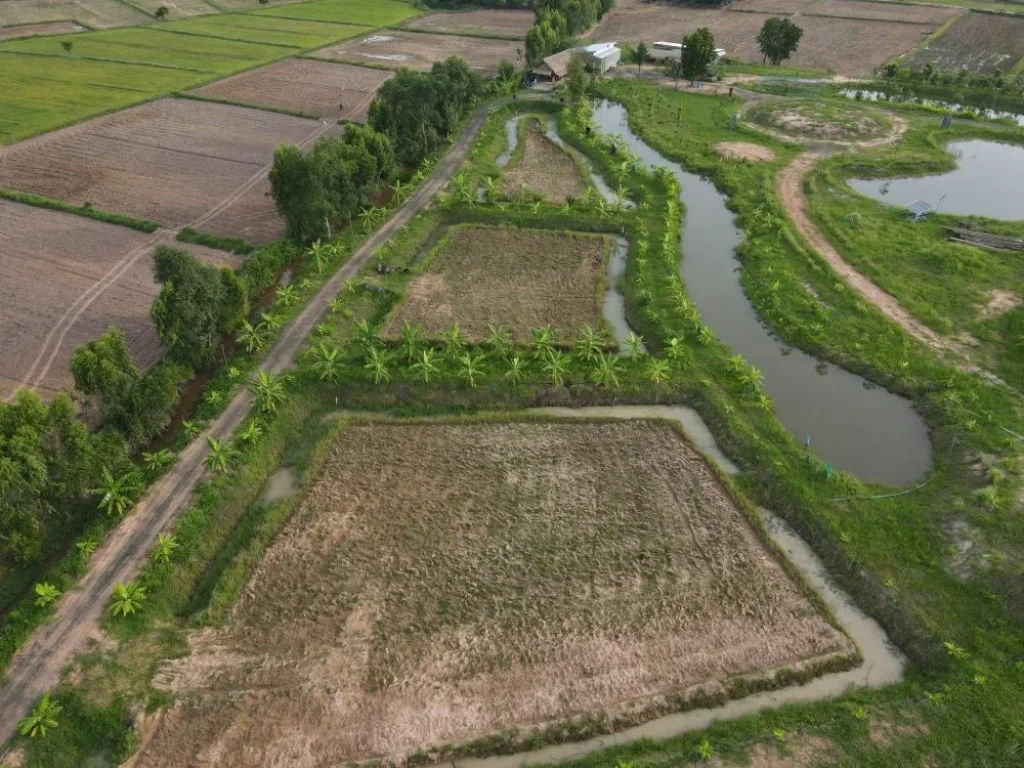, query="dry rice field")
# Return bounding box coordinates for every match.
[314,29,522,74]
[0,98,338,244]
[502,119,587,203]
[909,12,1024,73]
[386,225,606,341]
[0,20,85,39]
[138,419,853,766]
[0,200,238,400]
[401,7,533,38]
[0,0,150,28]
[190,58,392,121]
